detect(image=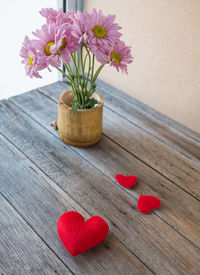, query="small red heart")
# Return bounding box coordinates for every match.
[138,195,161,213]
[115,174,138,189]
[57,211,109,256]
